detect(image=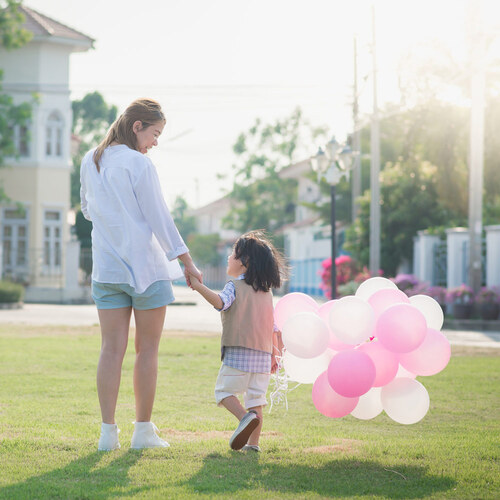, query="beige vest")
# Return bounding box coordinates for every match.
[221,279,274,355]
